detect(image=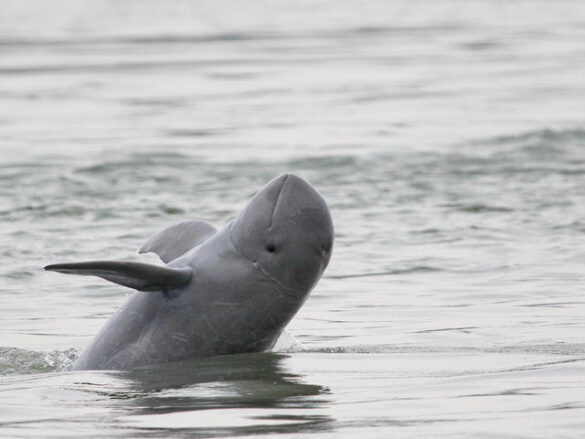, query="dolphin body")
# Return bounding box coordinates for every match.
[45,174,334,370]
